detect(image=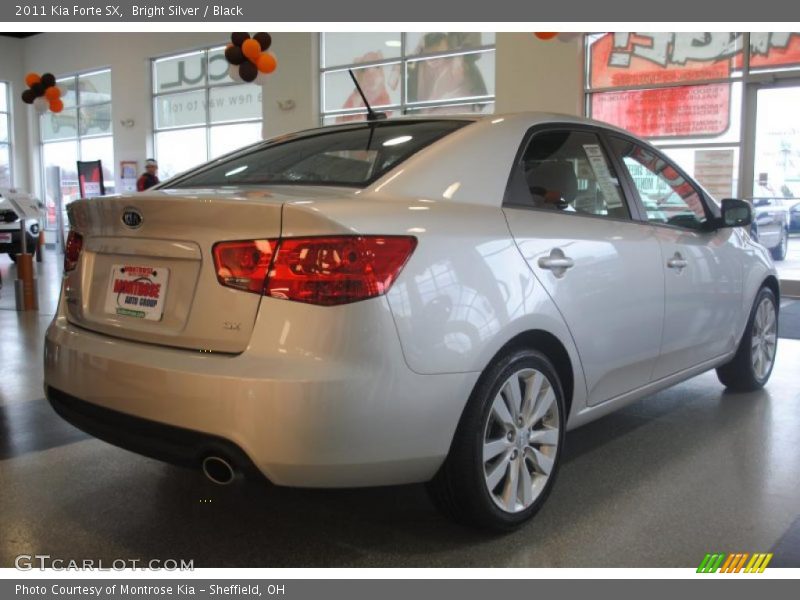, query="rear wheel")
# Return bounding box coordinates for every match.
[427,349,565,531]
[716,286,778,391]
[770,228,788,261]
